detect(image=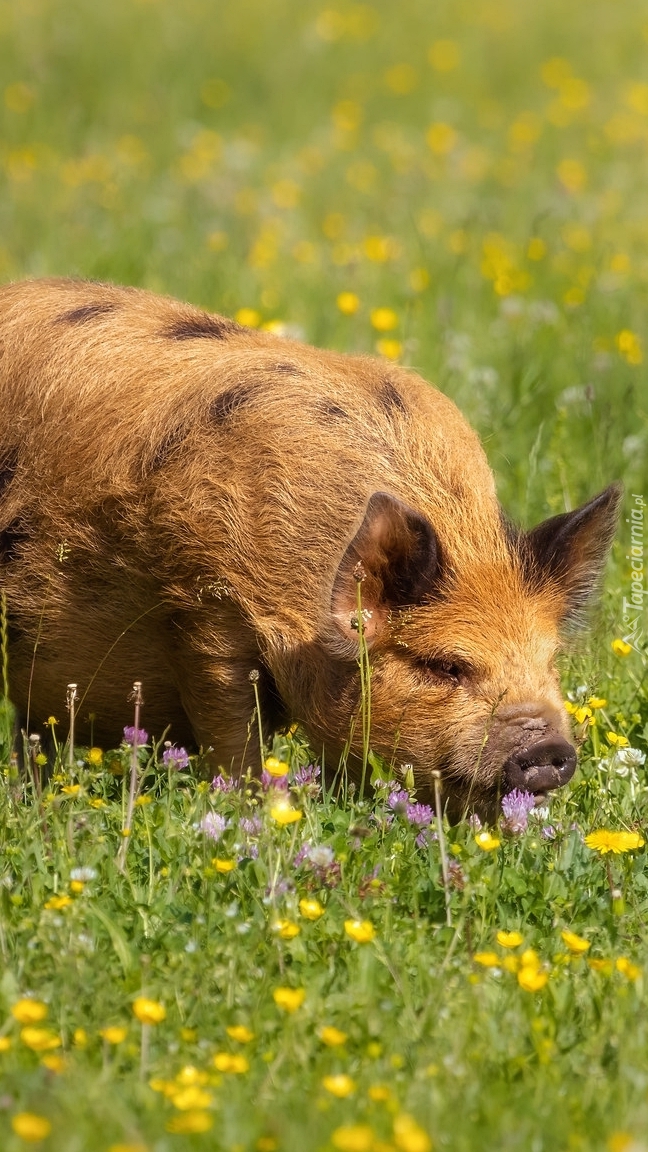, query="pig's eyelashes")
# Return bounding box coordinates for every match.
[416,658,468,685]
